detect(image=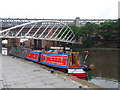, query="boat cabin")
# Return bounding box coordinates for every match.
[69,52,80,68]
